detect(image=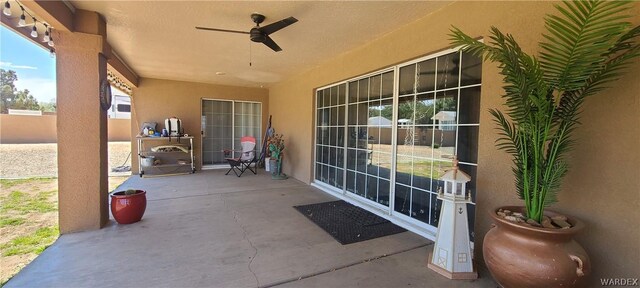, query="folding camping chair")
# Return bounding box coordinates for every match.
[223,136,257,177]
